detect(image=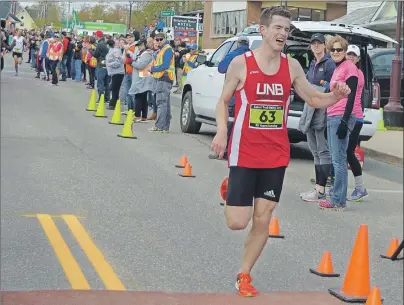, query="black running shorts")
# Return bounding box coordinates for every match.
[226,166,286,206]
[12,52,22,58]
